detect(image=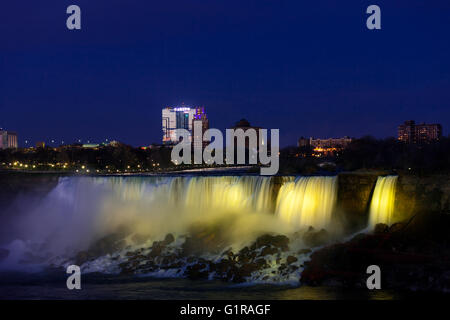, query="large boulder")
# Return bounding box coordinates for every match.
[251,234,289,251]
[374,223,389,234]
[185,263,209,280]
[302,228,330,247]
[87,232,127,257]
